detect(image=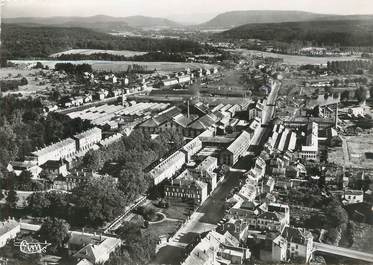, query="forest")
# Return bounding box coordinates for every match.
[217,19,373,46]
[0,95,92,176]
[327,60,373,74]
[1,24,209,60]
[54,51,188,62]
